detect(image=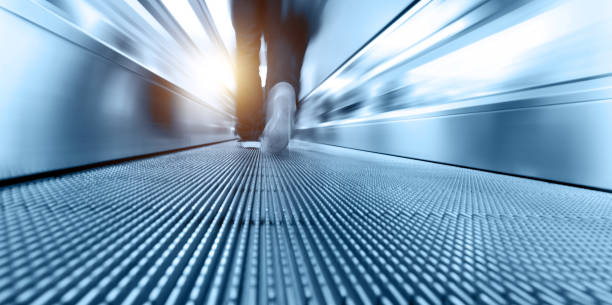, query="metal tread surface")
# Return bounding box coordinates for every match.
[1,140,612,305]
